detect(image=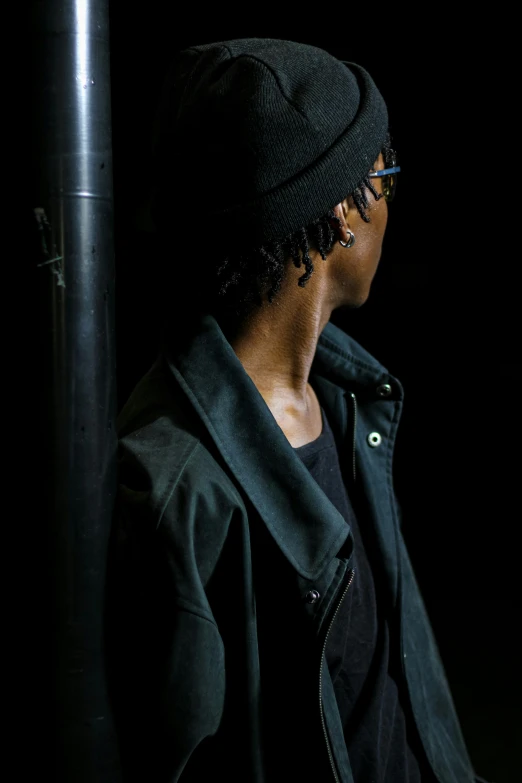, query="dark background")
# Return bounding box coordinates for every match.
[108,9,520,781]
